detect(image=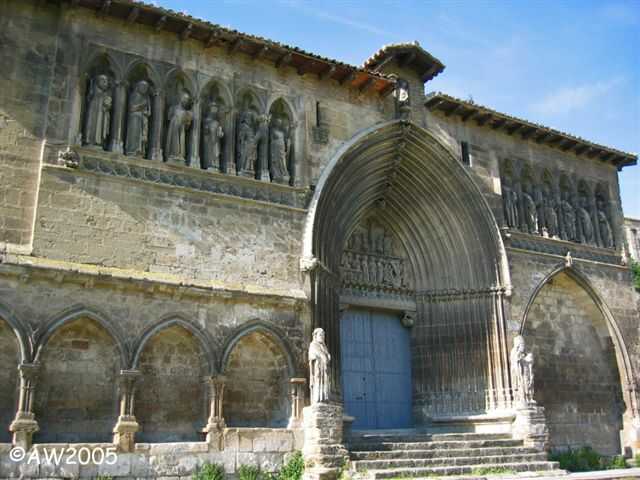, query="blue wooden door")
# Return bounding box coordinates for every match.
[341,309,412,429]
